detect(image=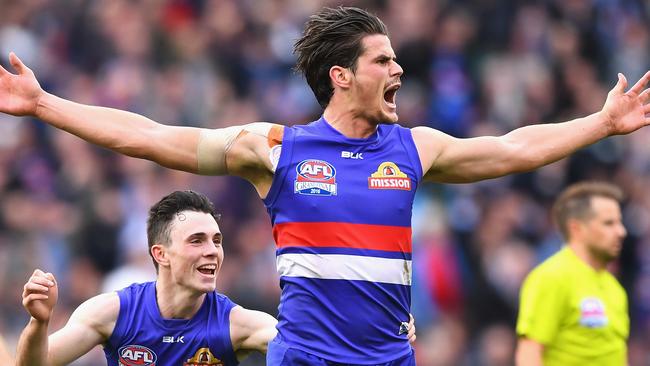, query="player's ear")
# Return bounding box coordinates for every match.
[330,65,351,89]
[151,244,170,268]
[566,218,583,239]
